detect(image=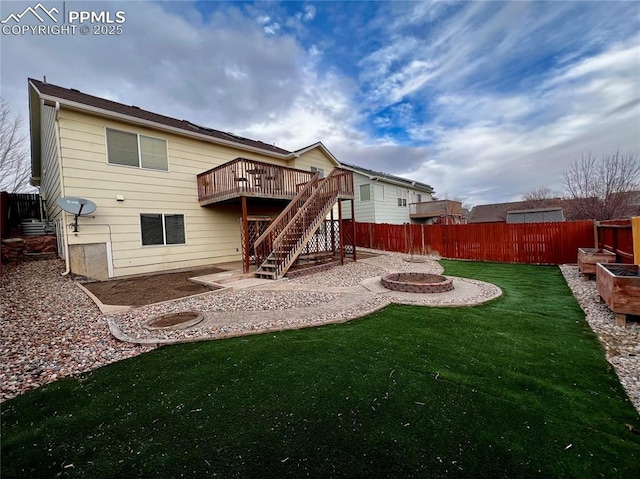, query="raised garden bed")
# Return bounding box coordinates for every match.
[596,263,640,327]
[577,248,616,279]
